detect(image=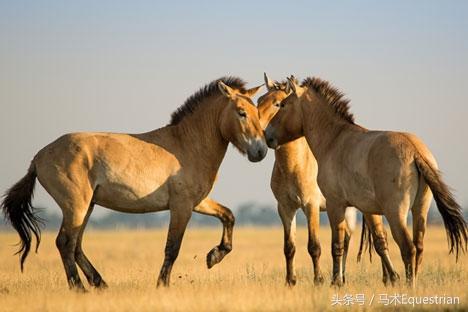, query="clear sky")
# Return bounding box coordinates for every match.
[1,1,467,216]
